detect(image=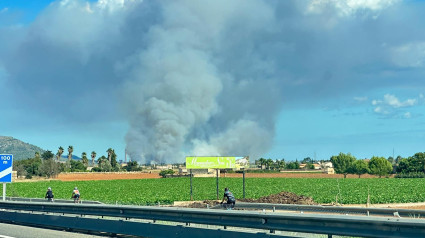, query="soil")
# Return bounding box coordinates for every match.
[239,191,317,205]
[181,191,317,208]
[56,172,161,181]
[16,171,386,182]
[185,200,221,208]
[221,173,391,179]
